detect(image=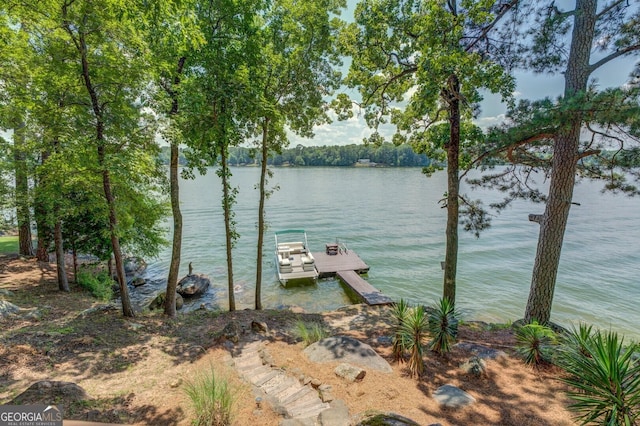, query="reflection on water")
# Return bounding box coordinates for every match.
[133,167,640,339]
